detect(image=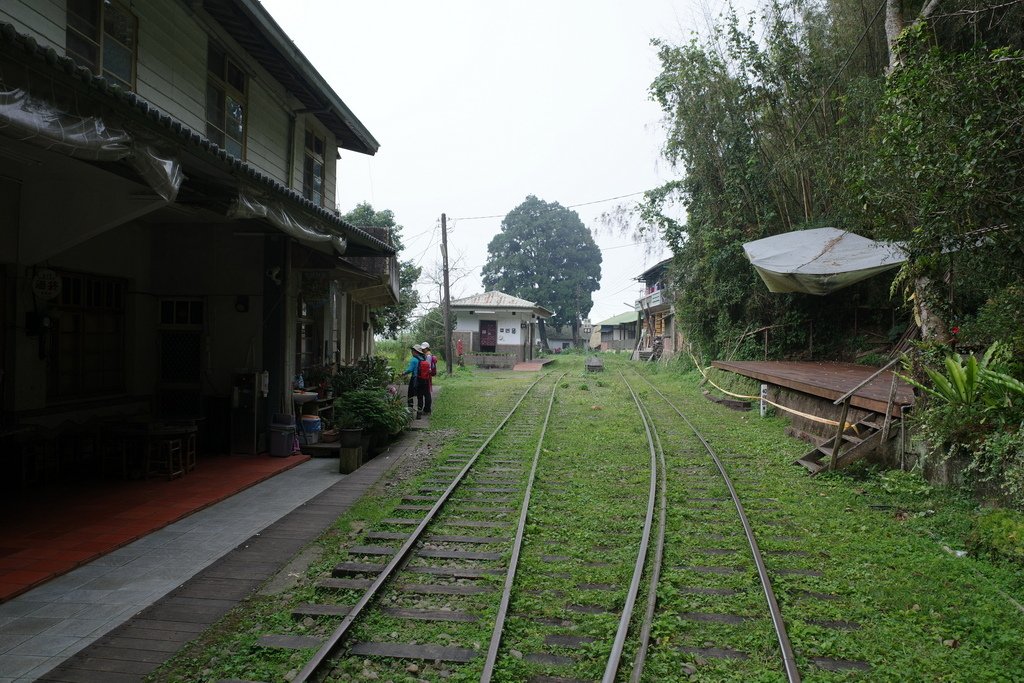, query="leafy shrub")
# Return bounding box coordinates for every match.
[966,509,1024,566]
[331,355,396,395]
[334,388,409,435]
[906,342,1024,507]
[971,428,1024,508]
[877,469,934,500]
[969,284,1024,366]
